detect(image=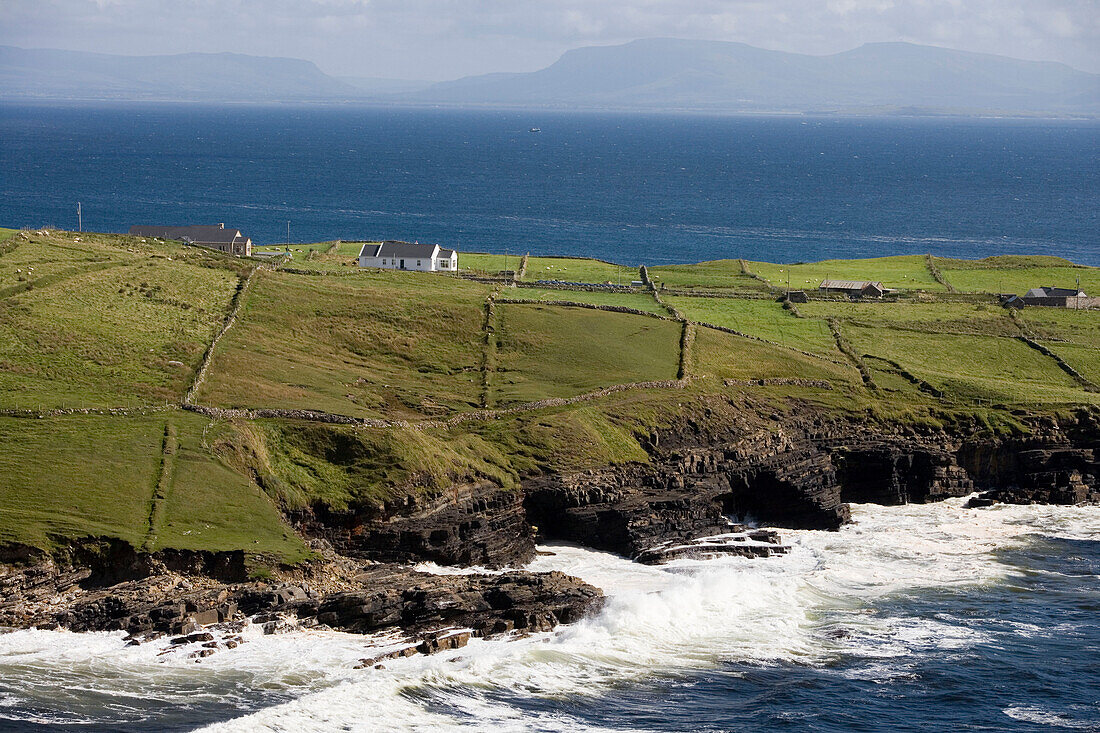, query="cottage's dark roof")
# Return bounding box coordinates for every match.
[359,241,441,259]
[129,224,248,244]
